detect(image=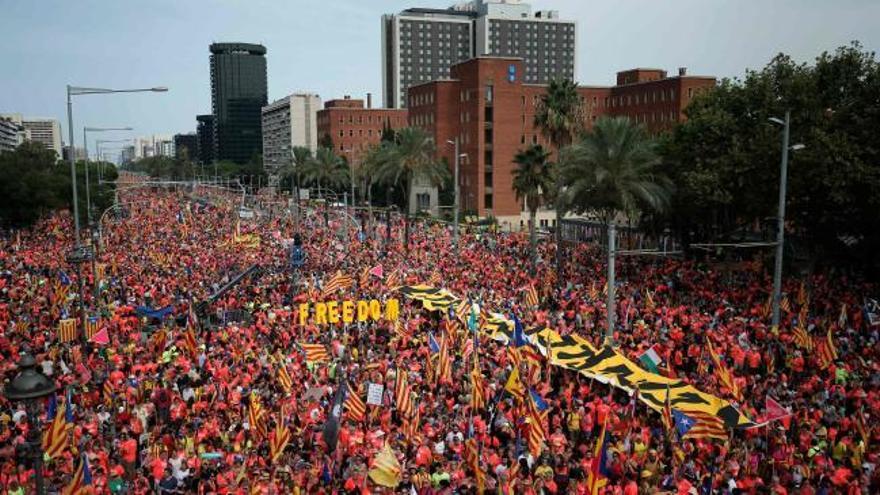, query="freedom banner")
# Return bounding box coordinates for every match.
[398,285,753,430]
